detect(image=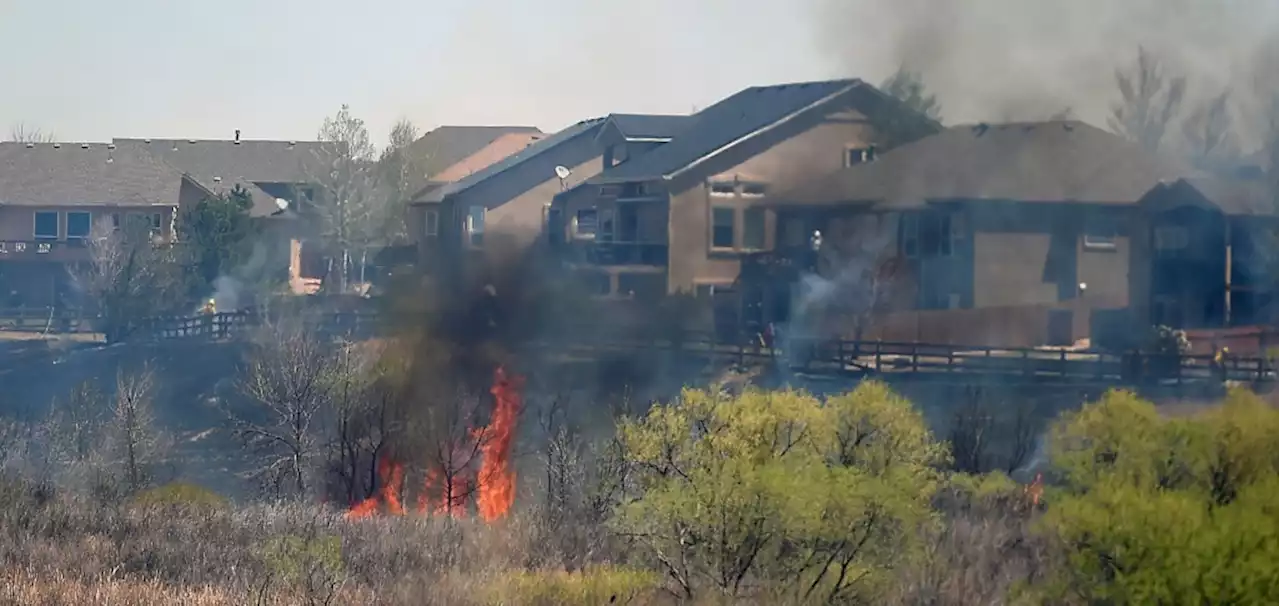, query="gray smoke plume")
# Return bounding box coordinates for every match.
[814,0,1277,129]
